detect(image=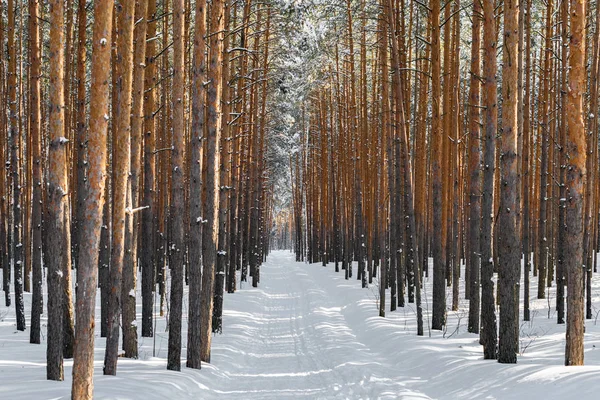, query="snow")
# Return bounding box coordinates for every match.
[1,251,600,399]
